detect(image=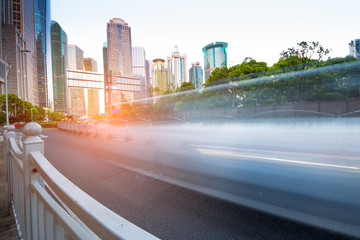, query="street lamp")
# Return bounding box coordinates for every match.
[4,49,31,126]
[14,103,17,118]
